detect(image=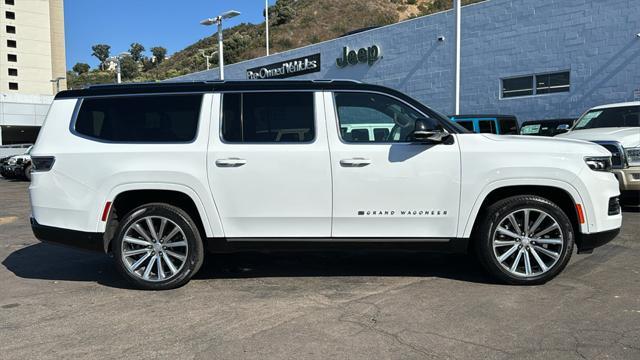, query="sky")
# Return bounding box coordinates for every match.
[64,0,274,69]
